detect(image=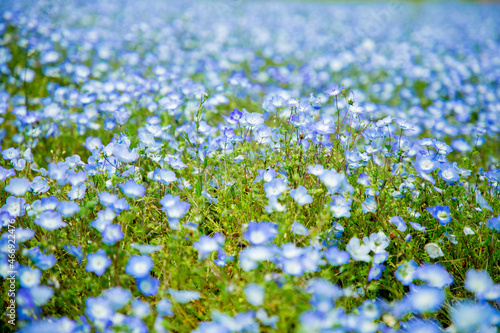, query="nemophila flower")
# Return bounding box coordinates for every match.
[157,298,174,316]
[357,173,370,186]
[432,139,453,155]
[214,249,234,267]
[451,138,472,152]
[346,237,371,262]
[309,115,336,135]
[292,221,309,236]
[29,285,54,307]
[90,208,116,232]
[18,266,41,289]
[67,184,86,200]
[389,216,407,232]
[34,211,66,230]
[243,221,278,246]
[256,309,278,329]
[324,84,344,97]
[407,285,445,314]
[362,196,377,213]
[193,233,224,260]
[15,227,35,243]
[12,158,26,171]
[414,155,439,174]
[363,231,390,254]
[2,147,20,160]
[169,289,201,304]
[464,269,493,300]
[0,166,15,181]
[424,243,444,259]
[99,191,118,207]
[395,260,418,286]
[130,243,163,254]
[319,169,354,195]
[486,215,500,232]
[101,224,124,245]
[119,180,146,198]
[329,195,352,218]
[240,109,264,129]
[137,276,159,296]
[125,255,153,279]
[239,245,278,271]
[475,190,493,212]
[30,176,50,194]
[323,246,350,266]
[244,283,265,307]
[307,164,325,176]
[102,287,131,310]
[373,252,389,265]
[85,249,111,276]
[165,155,187,170]
[85,297,114,328]
[67,171,87,186]
[289,186,312,205]
[263,178,287,198]
[409,221,427,232]
[451,302,496,333]
[402,318,442,333]
[5,177,31,196]
[56,201,80,217]
[368,264,386,281]
[149,168,177,185]
[426,205,451,225]
[438,163,460,182]
[48,162,68,186]
[131,298,151,318]
[415,263,453,288]
[30,251,56,270]
[63,245,83,264]
[394,117,415,131]
[159,194,190,219]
